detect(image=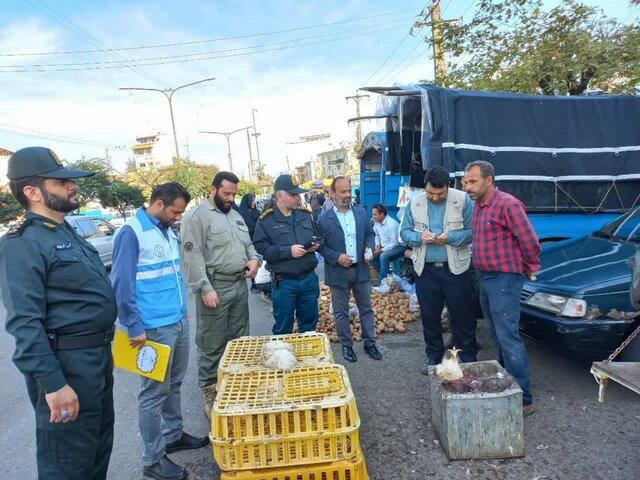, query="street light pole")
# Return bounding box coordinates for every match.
[200,127,253,172]
[120,76,215,161]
